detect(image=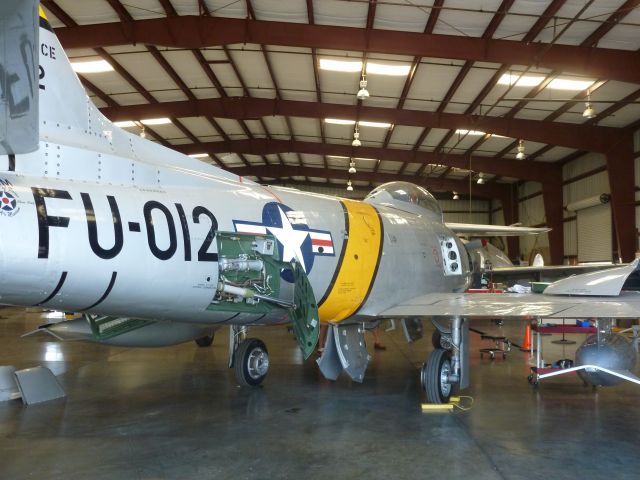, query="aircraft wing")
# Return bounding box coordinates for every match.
[380,291,640,319]
[381,260,640,319]
[446,223,550,237]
